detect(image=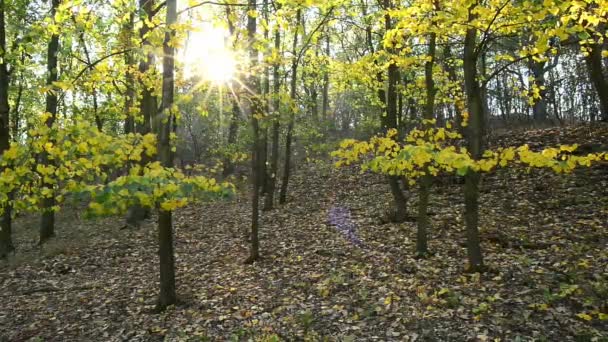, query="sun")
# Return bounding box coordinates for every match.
[182,24,237,83]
